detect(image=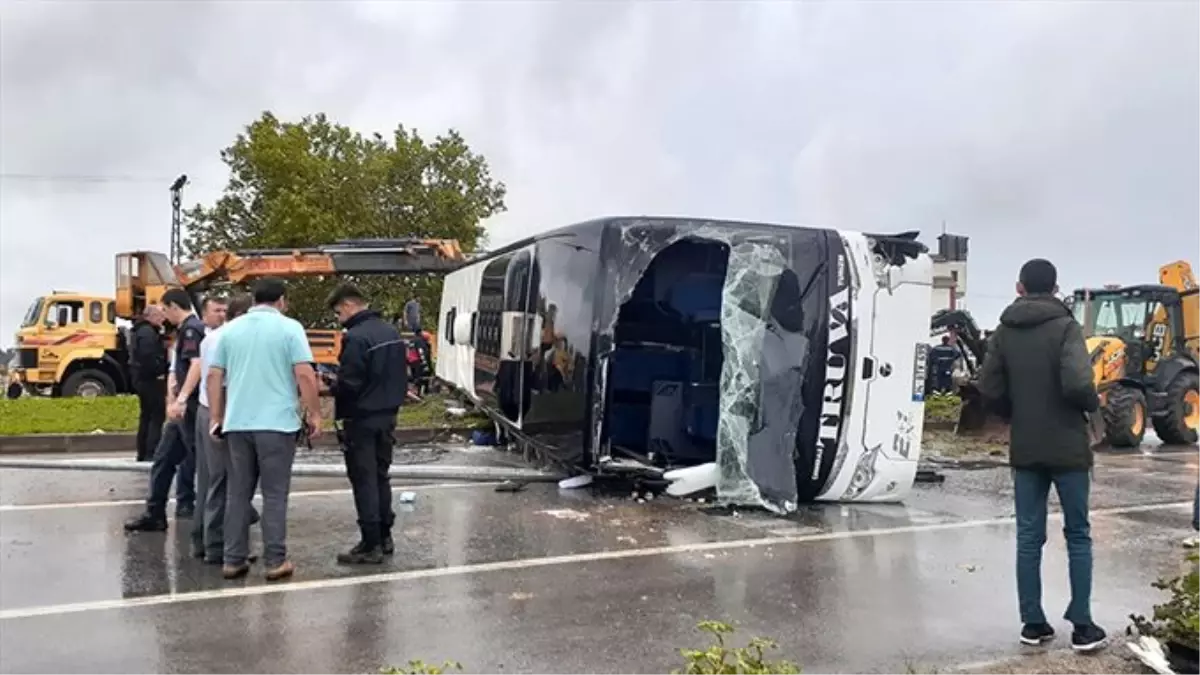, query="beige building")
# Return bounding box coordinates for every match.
[931,233,968,316]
